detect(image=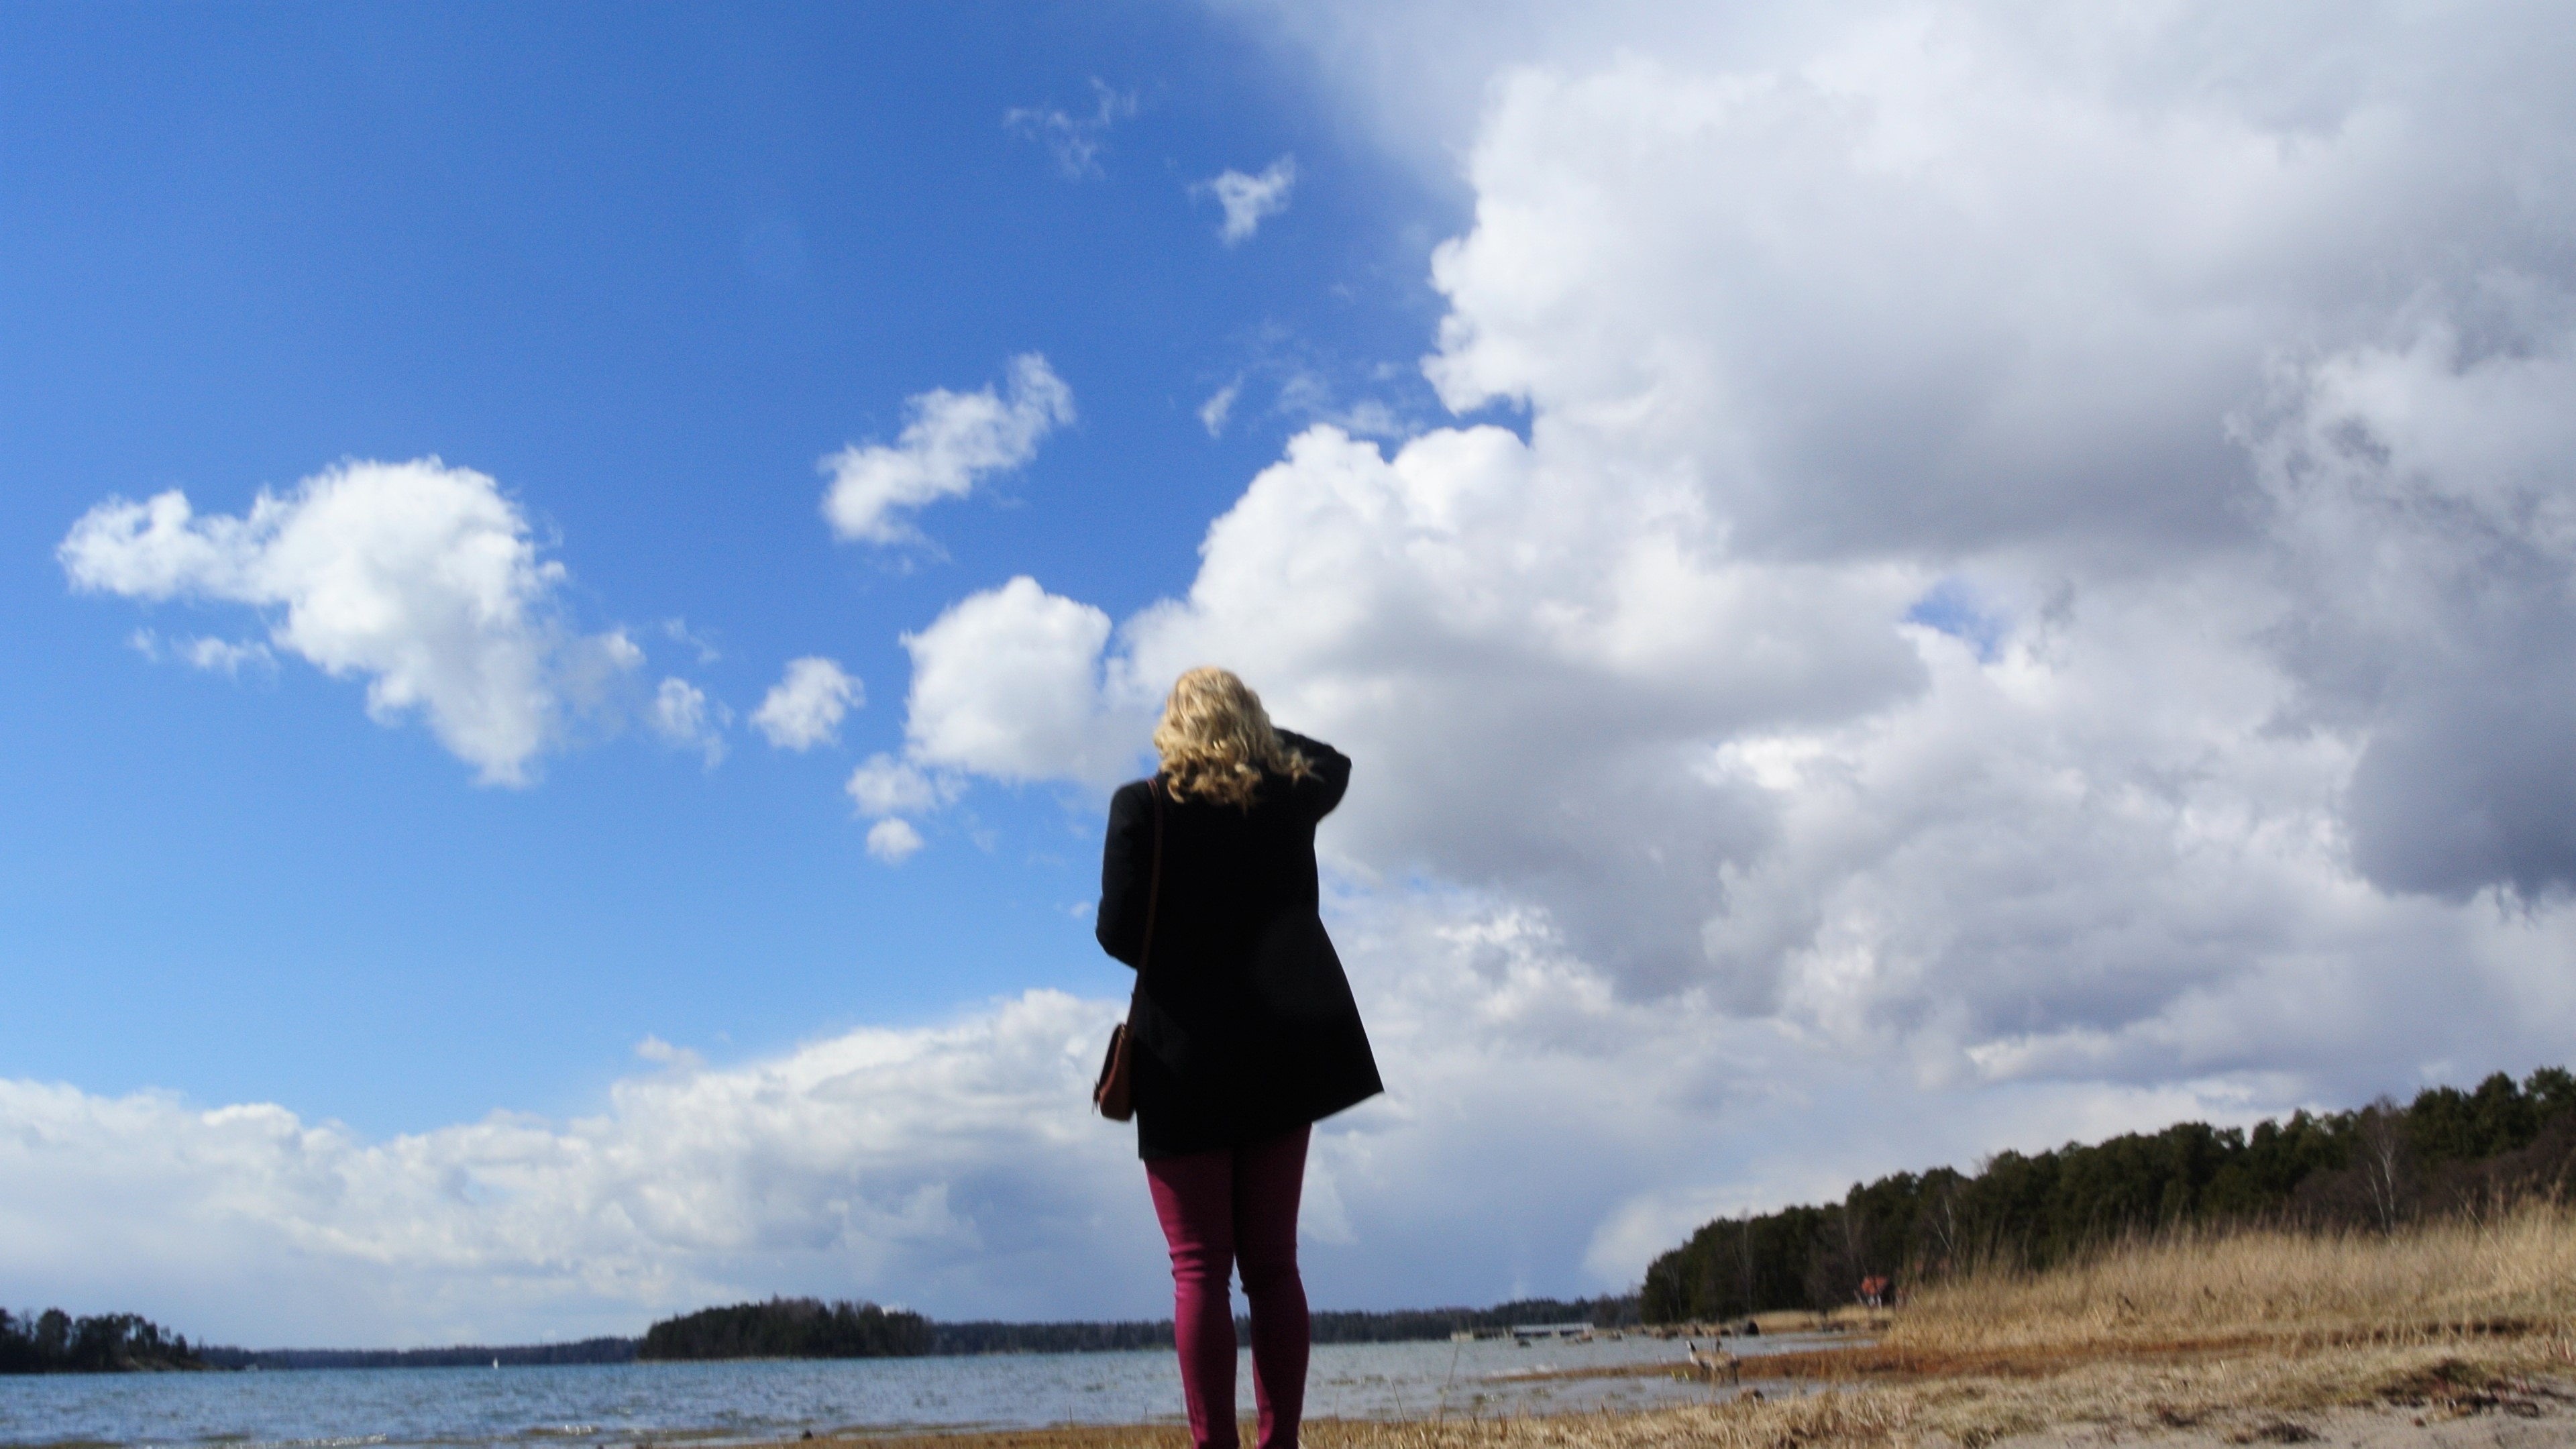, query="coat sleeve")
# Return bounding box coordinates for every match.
[1276,730,1350,820]
[1095,782,1154,969]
